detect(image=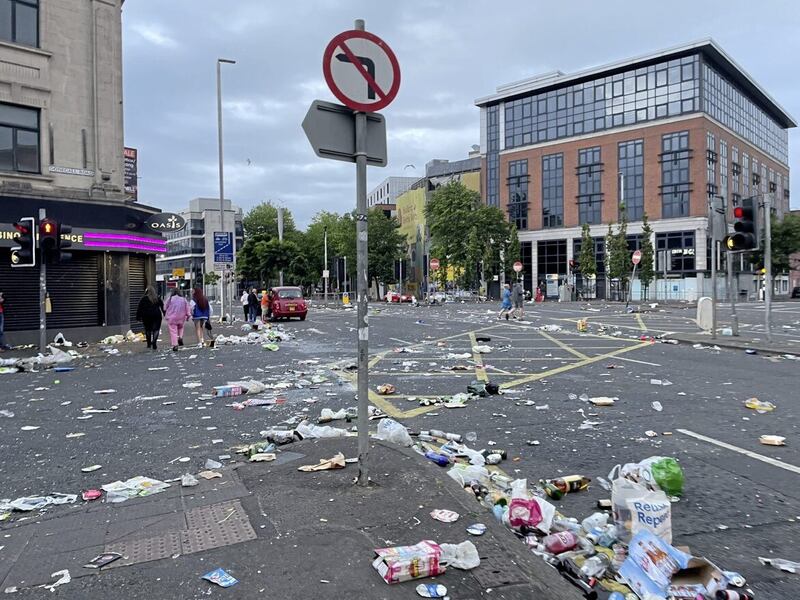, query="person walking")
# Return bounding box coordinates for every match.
[260,289,270,323]
[136,286,164,350]
[247,287,259,323]
[0,291,11,351]
[190,287,212,347]
[239,289,249,322]
[498,283,513,320]
[511,281,524,320]
[164,289,191,351]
